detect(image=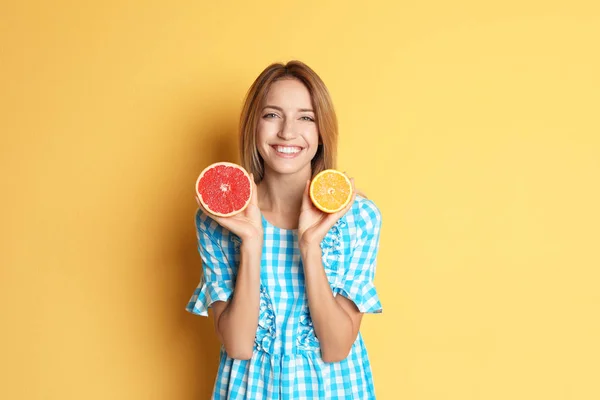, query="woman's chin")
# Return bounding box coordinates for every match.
[264,161,312,177]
